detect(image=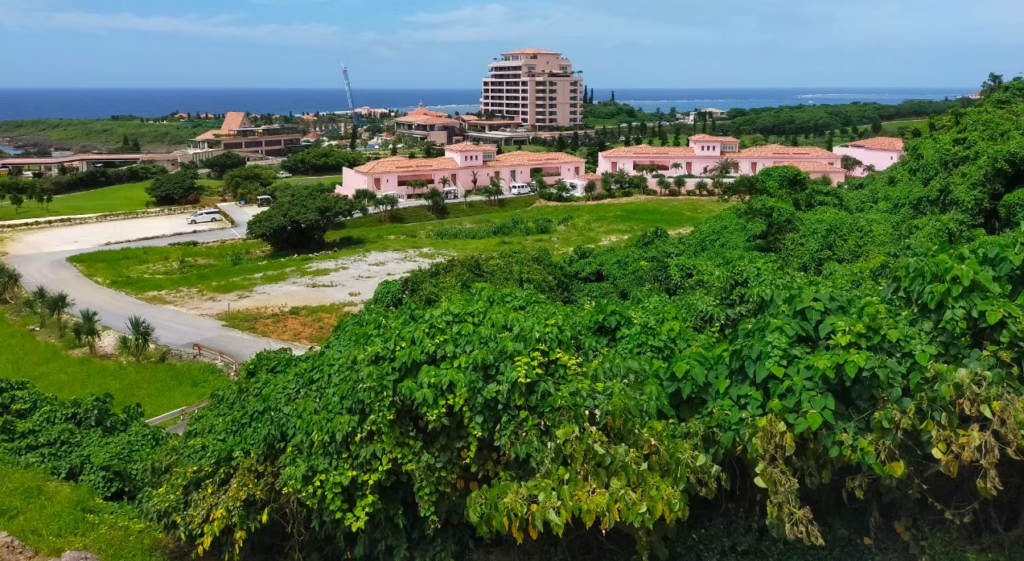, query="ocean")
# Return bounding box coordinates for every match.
[0,87,973,121]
